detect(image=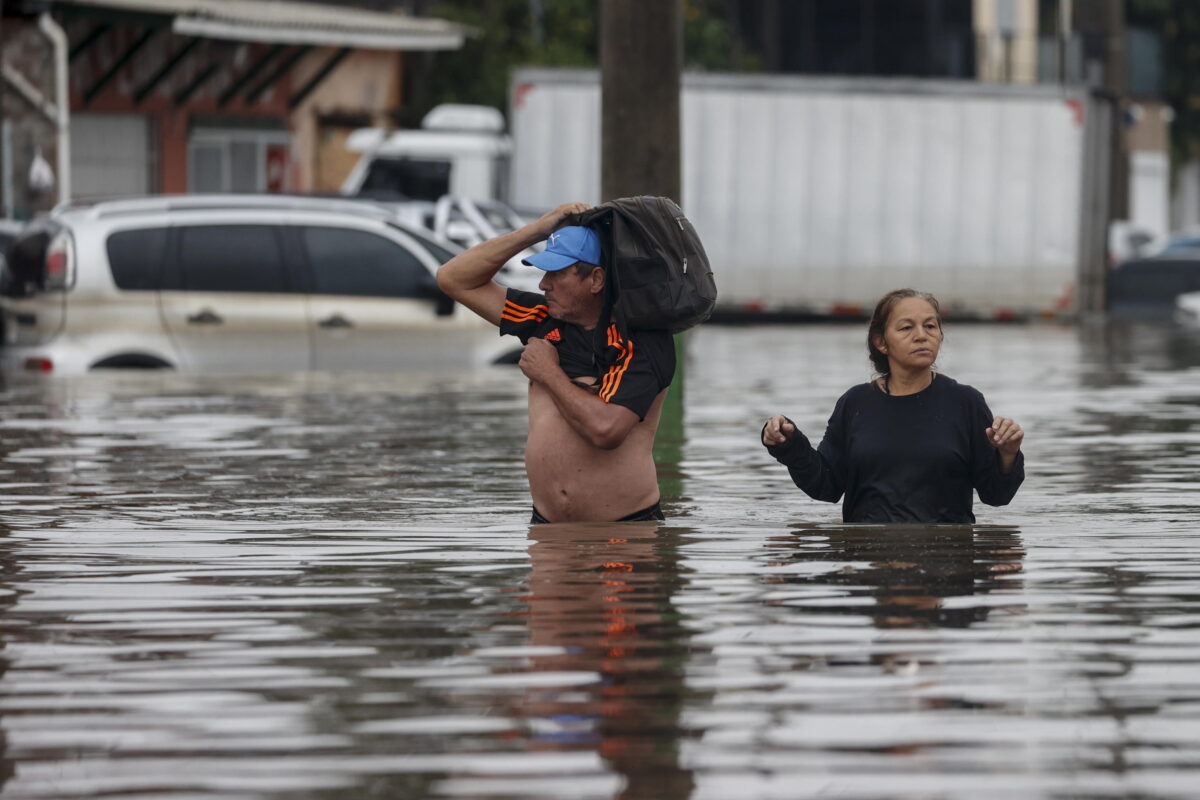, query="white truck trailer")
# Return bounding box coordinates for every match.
[510,69,1112,320]
[343,71,1113,319]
